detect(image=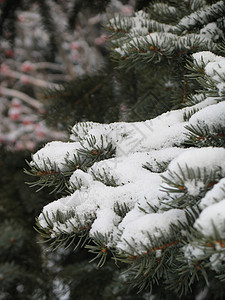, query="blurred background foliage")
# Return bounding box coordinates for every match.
[0,0,153,299]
